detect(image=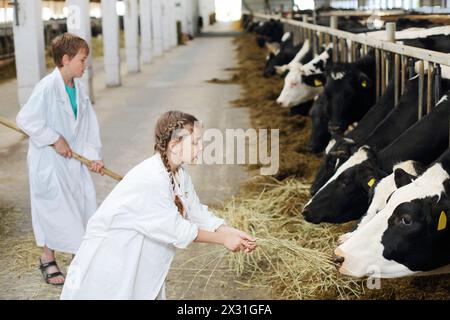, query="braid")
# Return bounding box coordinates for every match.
[154,111,198,216]
[160,149,184,215]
